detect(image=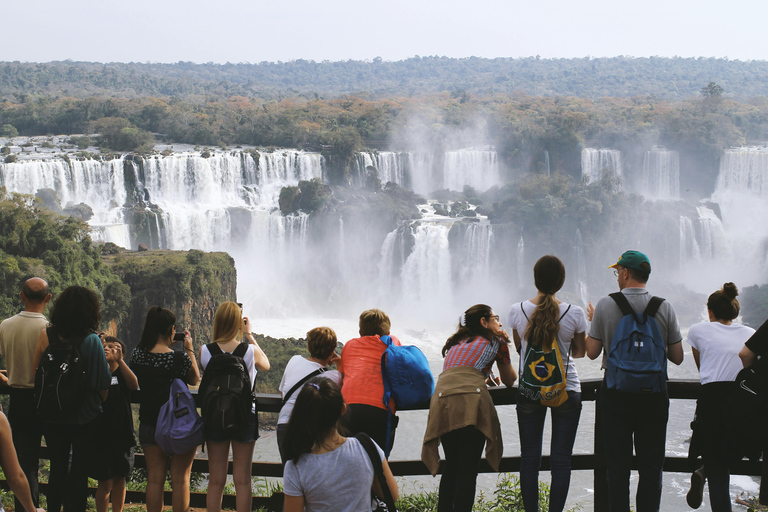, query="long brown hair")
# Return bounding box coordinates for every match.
[442,304,500,357]
[524,255,565,350]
